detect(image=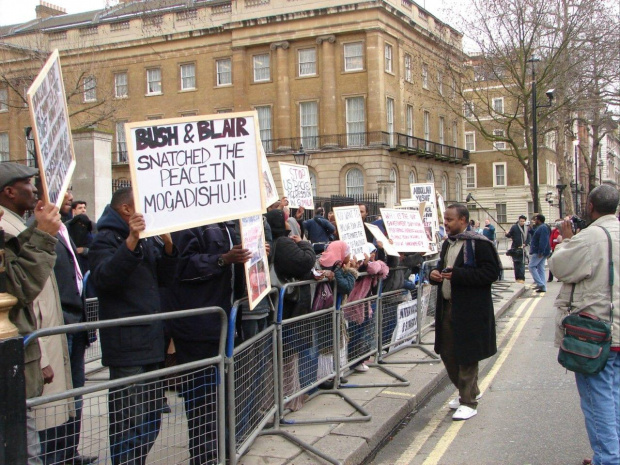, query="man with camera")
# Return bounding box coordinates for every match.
[549,185,619,465]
